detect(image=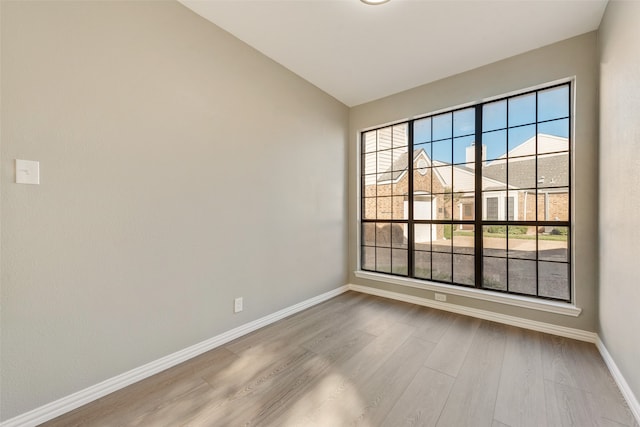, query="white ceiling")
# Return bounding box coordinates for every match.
[179,0,608,107]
